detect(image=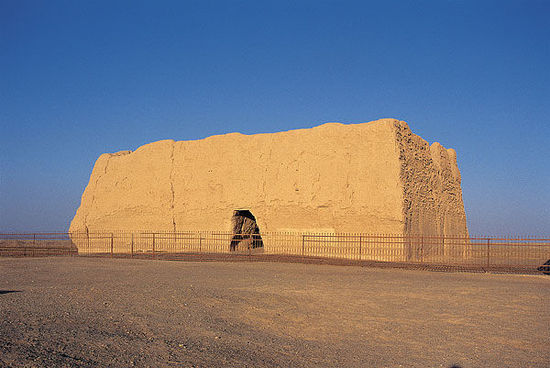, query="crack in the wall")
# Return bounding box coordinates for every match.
[169,142,176,232]
[395,122,411,234]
